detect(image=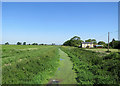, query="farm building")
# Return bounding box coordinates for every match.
[82,42,93,48]
[94,45,103,48]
